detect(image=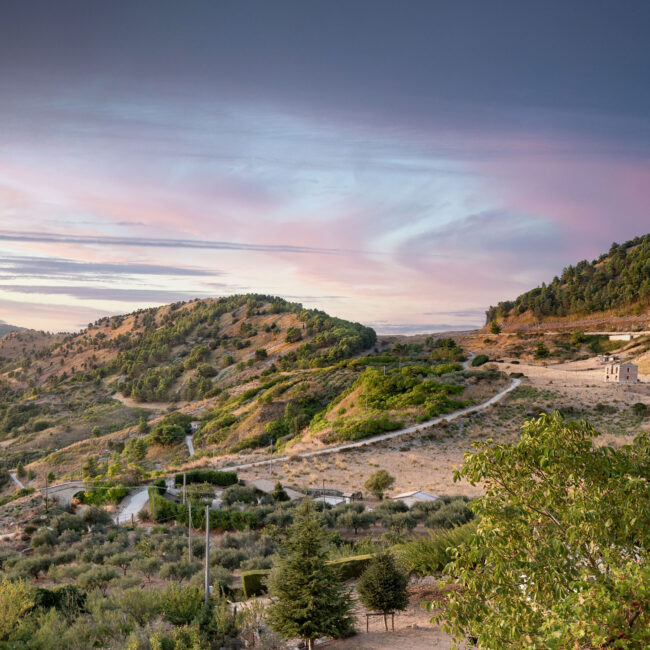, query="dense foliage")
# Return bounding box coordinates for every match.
[486,234,650,322]
[436,412,650,648]
[267,499,354,649]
